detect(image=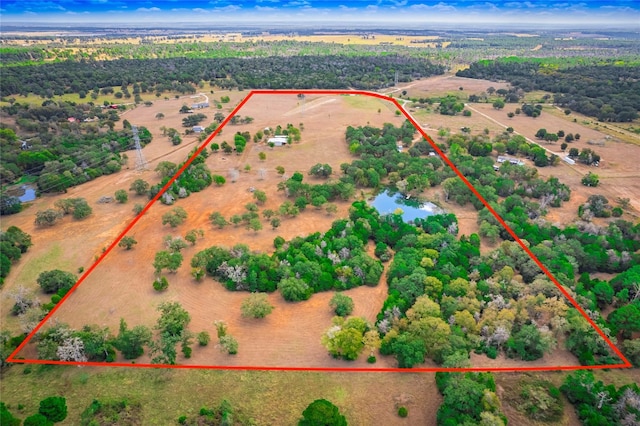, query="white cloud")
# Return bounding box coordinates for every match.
[136,7,161,12]
[213,5,241,12]
[409,3,456,12]
[192,8,208,13]
[286,1,310,7]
